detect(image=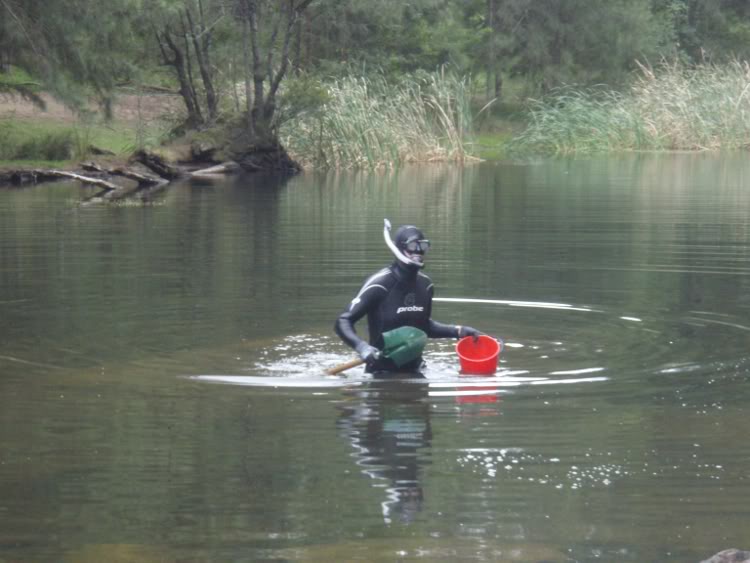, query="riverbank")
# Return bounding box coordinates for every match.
[0,90,233,199]
[0,91,179,166]
[2,69,526,178]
